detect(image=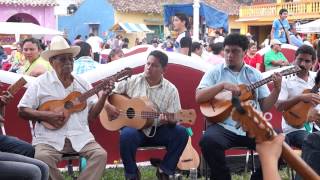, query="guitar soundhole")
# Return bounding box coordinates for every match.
[64,101,74,109]
[126,108,135,119]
